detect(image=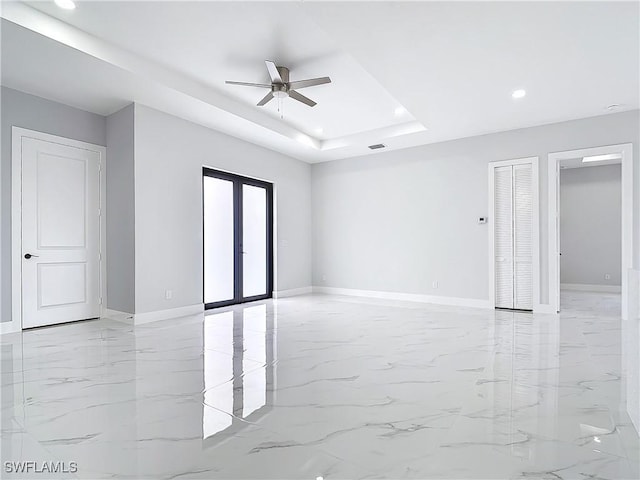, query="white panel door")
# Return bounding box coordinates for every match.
[513,164,533,310]
[21,137,101,328]
[494,166,514,309]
